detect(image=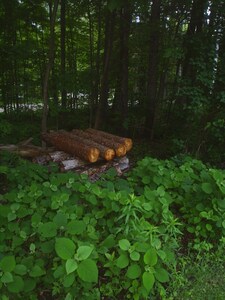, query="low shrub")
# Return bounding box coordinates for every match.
[0,155,224,299]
